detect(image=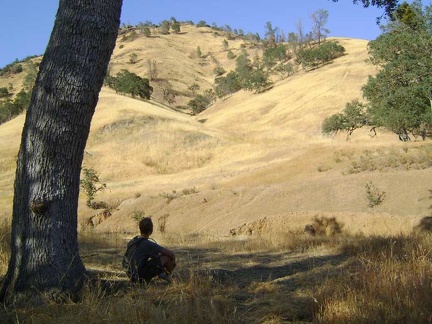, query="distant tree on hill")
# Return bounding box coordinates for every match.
[311,9,330,45]
[297,41,345,70]
[188,94,212,115]
[147,59,158,81]
[171,21,181,33]
[160,20,170,35]
[188,83,200,96]
[158,80,176,104]
[111,70,153,99]
[196,20,208,27]
[222,39,229,51]
[264,21,278,47]
[137,22,151,37]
